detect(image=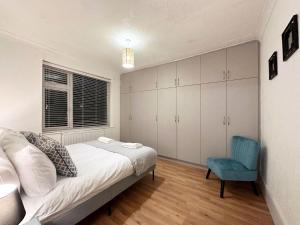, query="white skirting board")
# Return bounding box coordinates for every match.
[158,155,207,171]
[259,178,286,225]
[43,127,117,145]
